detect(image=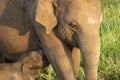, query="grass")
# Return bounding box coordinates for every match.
[36,0,120,80]
[99,0,120,80]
